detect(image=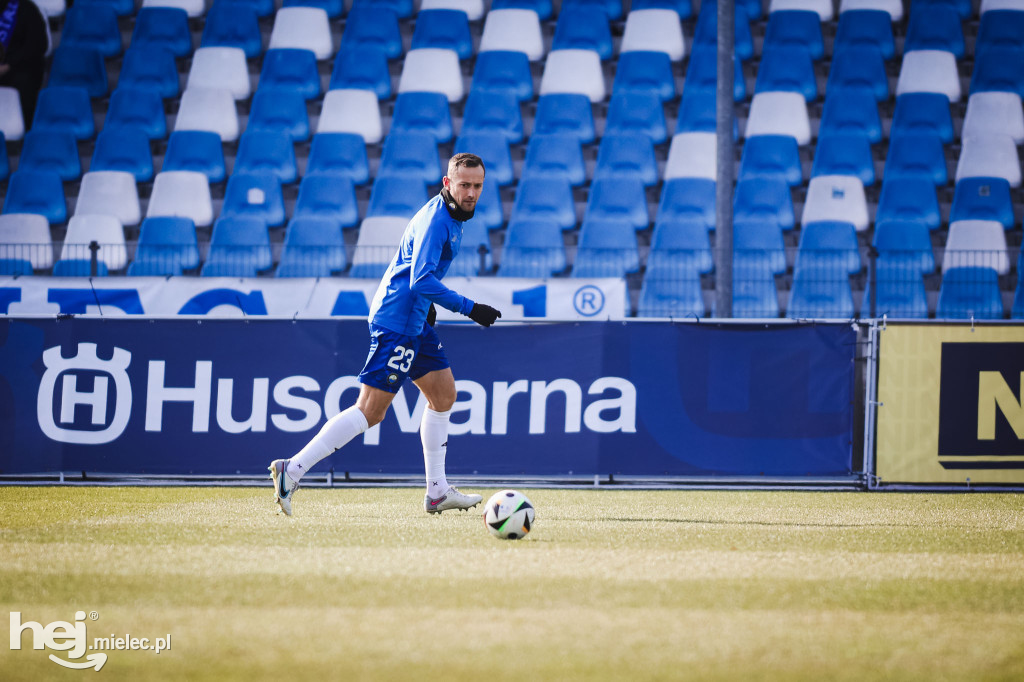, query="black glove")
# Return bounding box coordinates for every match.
[468,303,501,327]
[426,303,437,327]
